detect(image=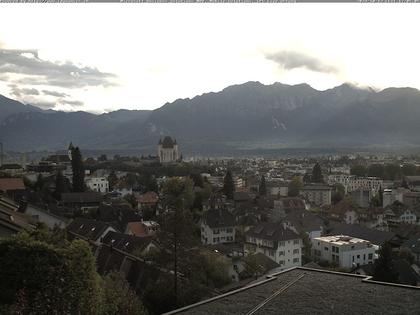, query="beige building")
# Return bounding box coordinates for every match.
[157,136,179,163]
